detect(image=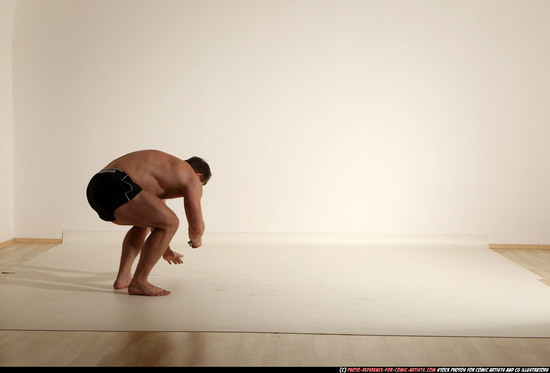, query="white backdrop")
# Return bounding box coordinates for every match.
[10,0,550,244]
